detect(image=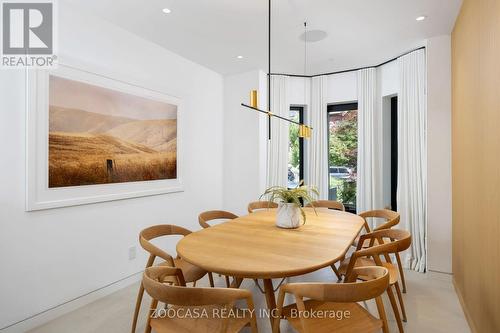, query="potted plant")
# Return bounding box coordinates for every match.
[261,182,319,229]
